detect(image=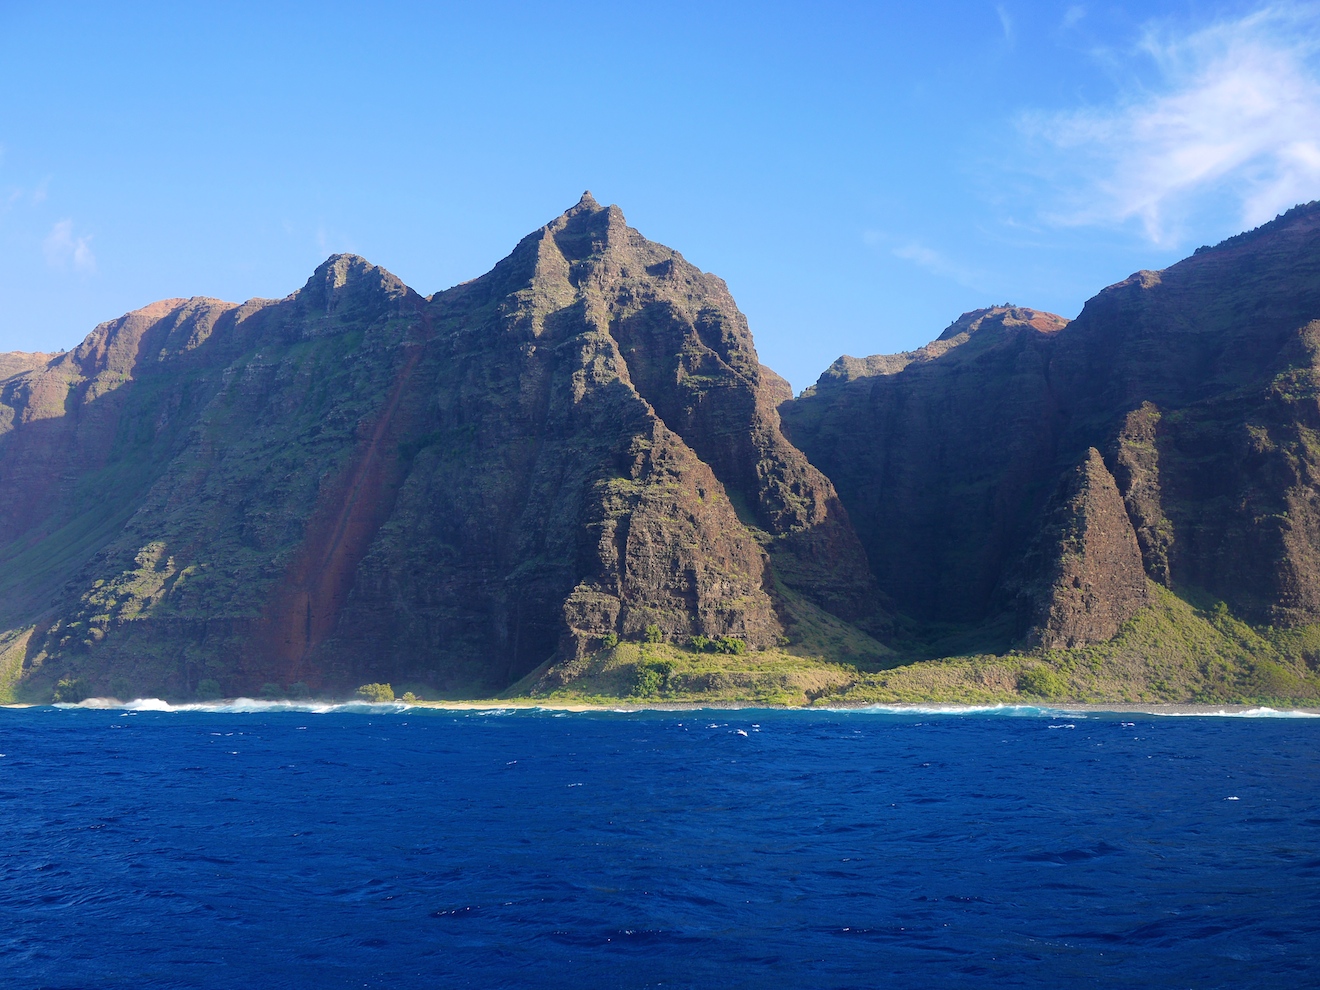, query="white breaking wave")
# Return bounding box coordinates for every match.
[61,697,411,715]
[1147,706,1320,718]
[840,704,1071,717]
[38,699,1320,718]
